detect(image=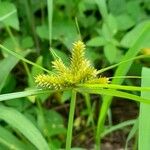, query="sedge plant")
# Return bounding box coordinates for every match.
[0,40,150,150]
